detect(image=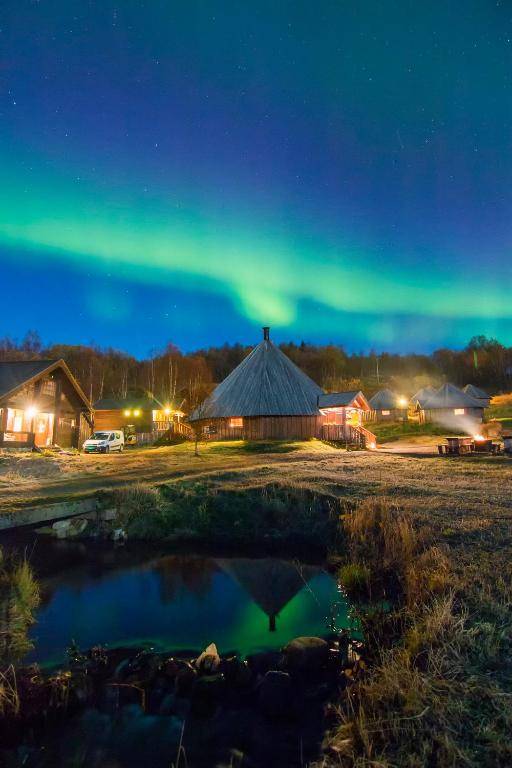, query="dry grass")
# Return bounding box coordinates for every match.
[321,493,512,768]
[322,591,512,767]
